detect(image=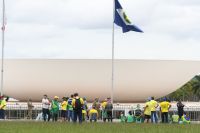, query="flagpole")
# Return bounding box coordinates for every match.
[1,0,5,96]
[111,0,115,104]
